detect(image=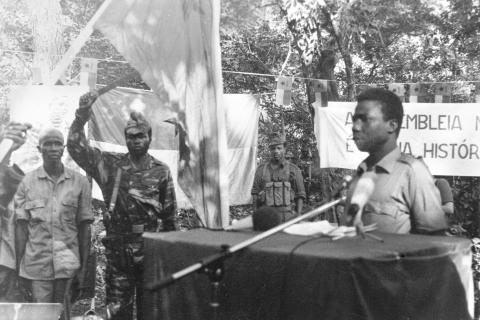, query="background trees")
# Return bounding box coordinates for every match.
[1,0,480,234]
